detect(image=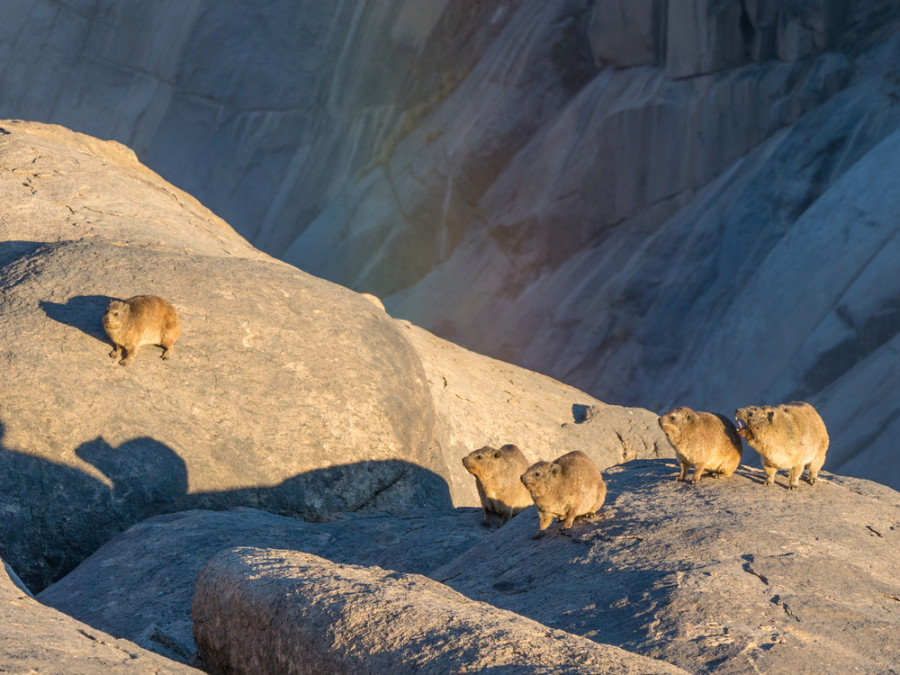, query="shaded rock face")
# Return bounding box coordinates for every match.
[2,1,897,491]
[0,553,196,674]
[192,546,690,675]
[38,507,494,664]
[0,120,664,594]
[432,459,900,674]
